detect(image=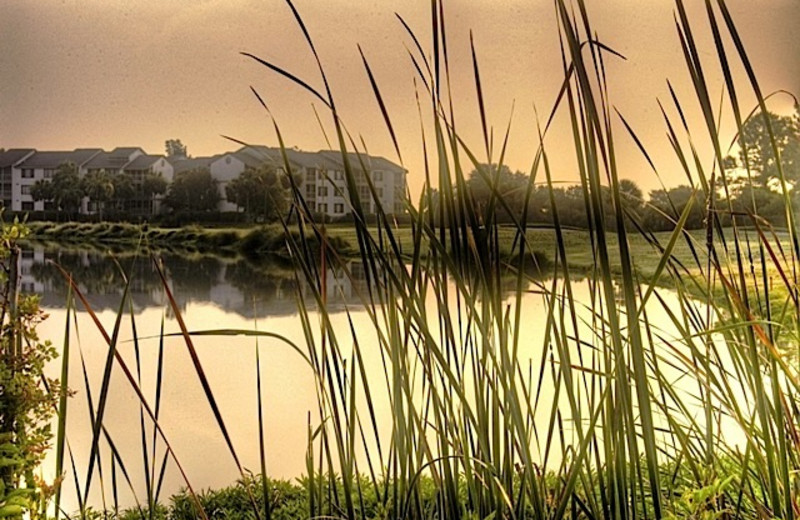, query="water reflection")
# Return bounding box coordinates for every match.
[27,243,591,514]
[23,244,551,318]
[26,245,318,318]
